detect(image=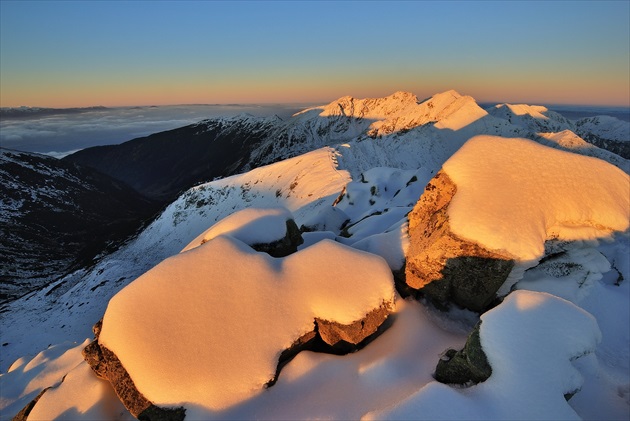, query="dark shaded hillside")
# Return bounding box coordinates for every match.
[0,148,158,304]
[64,116,278,202]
